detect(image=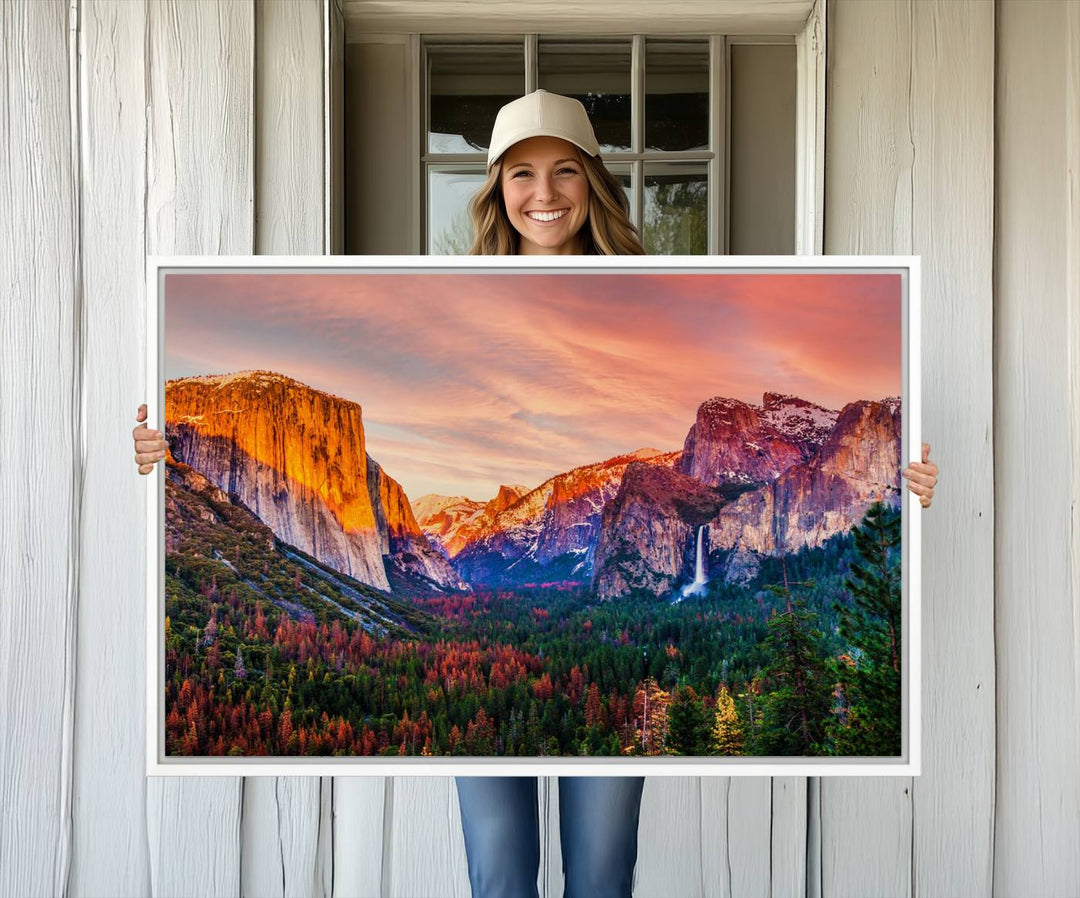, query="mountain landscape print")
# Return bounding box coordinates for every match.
[161,269,907,761]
